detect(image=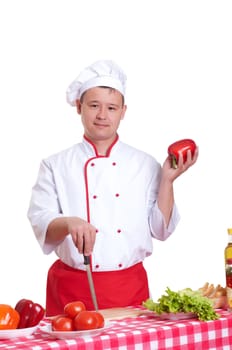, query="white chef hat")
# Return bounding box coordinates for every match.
[66,60,127,106]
